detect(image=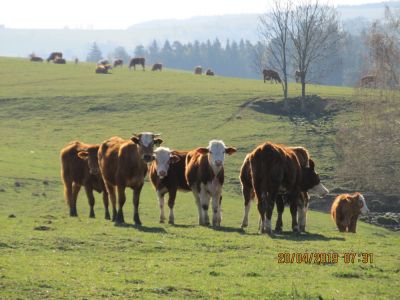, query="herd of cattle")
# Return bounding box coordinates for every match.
[61,132,369,234]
